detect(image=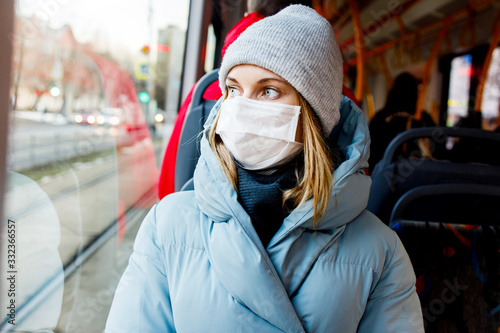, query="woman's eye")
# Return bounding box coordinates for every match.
[228,87,240,97]
[265,88,279,98]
